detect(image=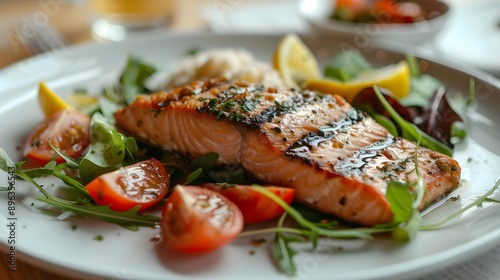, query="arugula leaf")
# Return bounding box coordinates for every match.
[273,234,303,276]
[467,78,476,107]
[421,179,500,230]
[273,213,305,276]
[392,211,422,241]
[1,149,159,230]
[324,67,352,82]
[387,181,424,242]
[386,181,414,224]
[485,197,500,204]
[23,164,54,178]
[185,168,203,185]
[86,113,129,166]
[324,50,373,82]
[48,140,80,168]
[382,142,426,241]
[251,185,389,239]
[404,54,444,107]
[209,166,250,185]
[410,74,443,104]
[160,151,251,186]
[289,203,337,224]
[119,56,157,105]
[37,196,160,230]
[0,148,14,172]
[182,153,219,184]
[371,113,399,137]
[406,54,420,77]
[450,122,467,143]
